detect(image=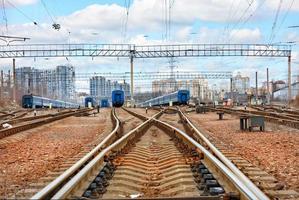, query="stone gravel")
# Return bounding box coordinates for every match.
[0,108,111,197]
[187,111,299,192]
